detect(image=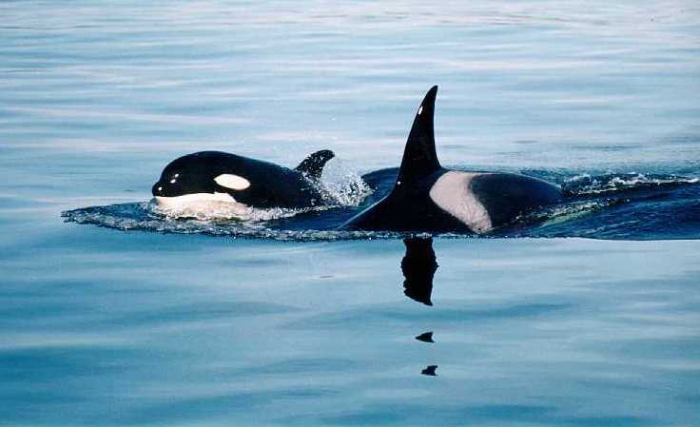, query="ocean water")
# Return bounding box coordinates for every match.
[1,1,699,426]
